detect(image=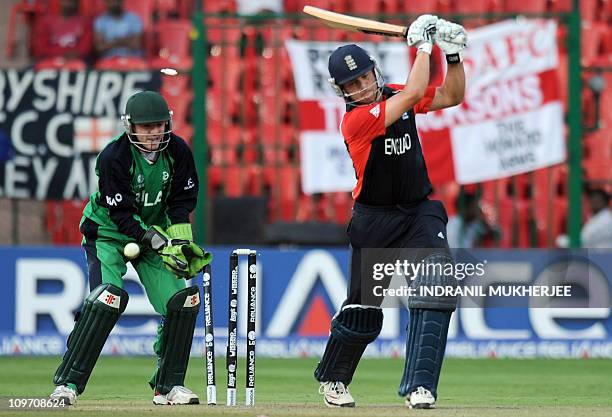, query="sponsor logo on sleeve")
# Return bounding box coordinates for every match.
[184,178,195,190]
